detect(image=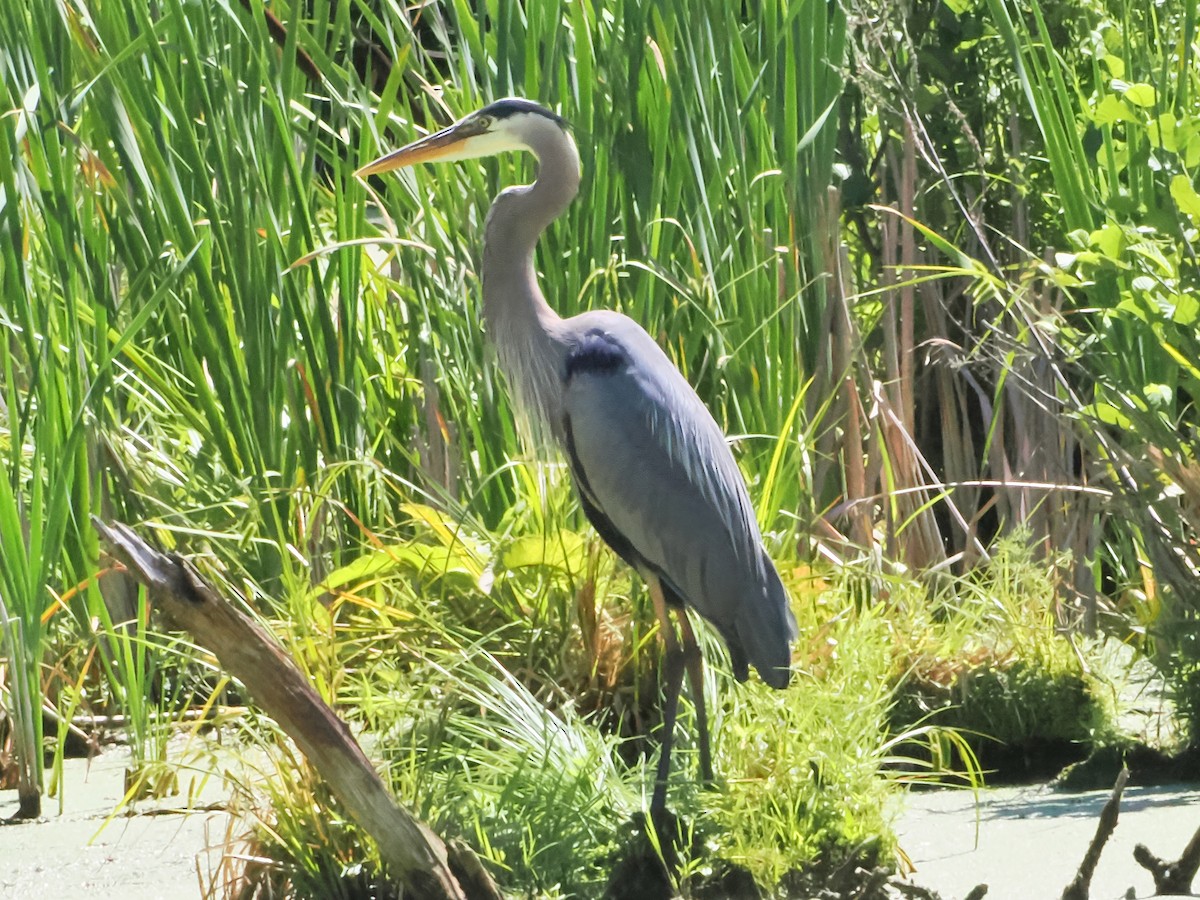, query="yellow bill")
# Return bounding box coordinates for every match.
[355,117,497,177]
